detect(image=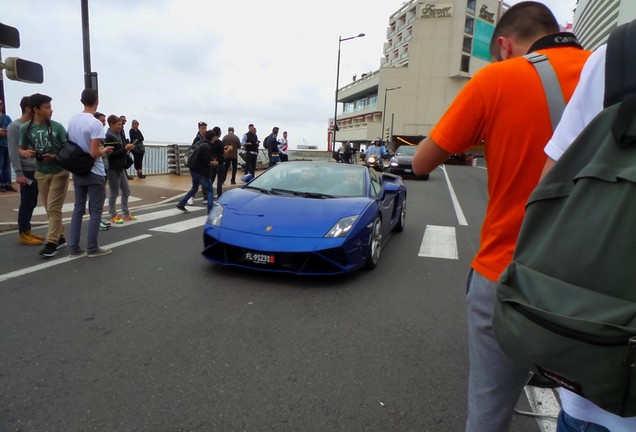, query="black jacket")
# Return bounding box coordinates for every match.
[105,131,129,172]
[243,132,259,152]
[190,140,213,178]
